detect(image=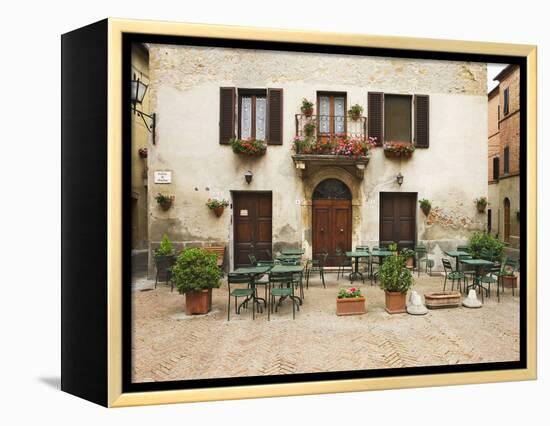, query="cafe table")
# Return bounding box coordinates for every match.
[346,251,371,282]
[281,248,305,255]
[459,258,494,302]
[232,265,272,313]
[276,254,302,262]
[369,250,394,281]
[270,263,305,304]
[444,250,470,271]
